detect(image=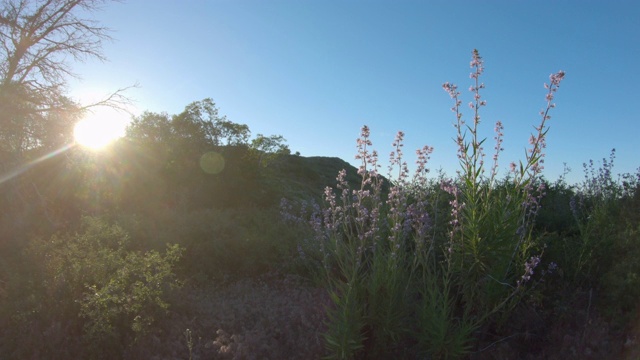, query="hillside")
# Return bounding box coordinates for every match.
[263,154,366,203]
